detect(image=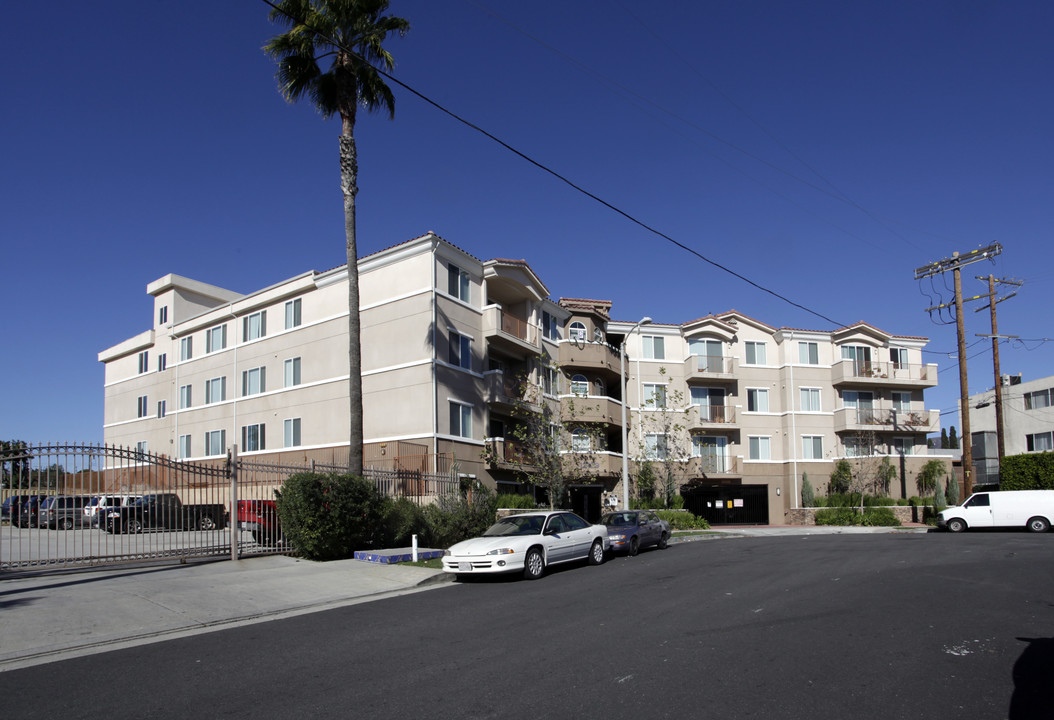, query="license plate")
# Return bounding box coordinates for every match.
[458,562,472,571]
